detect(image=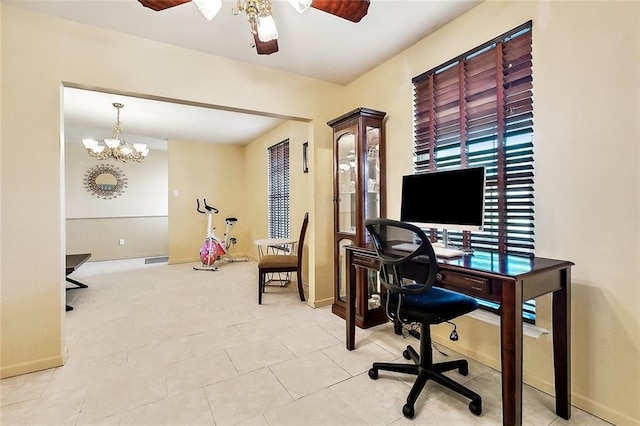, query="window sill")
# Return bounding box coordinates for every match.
[465,309,549,339]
